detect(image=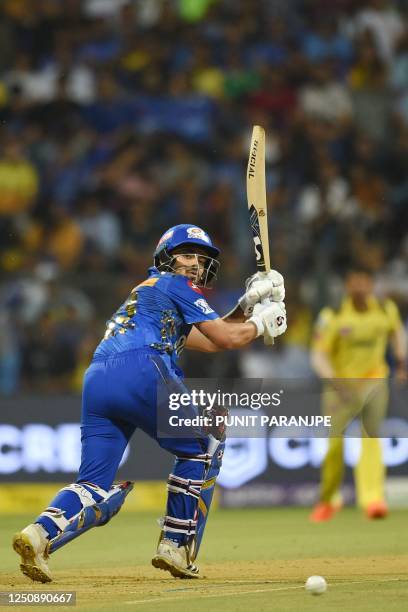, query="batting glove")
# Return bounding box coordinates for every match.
[248,301,287,339]
[239,270,285,317]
